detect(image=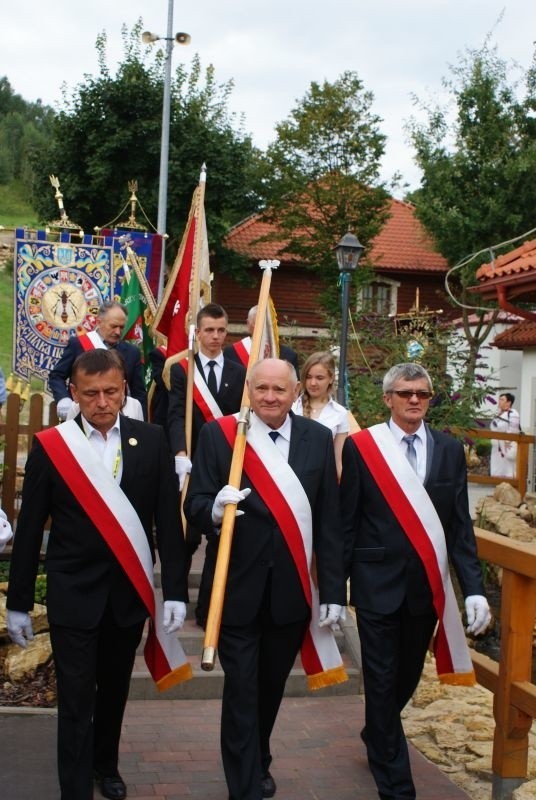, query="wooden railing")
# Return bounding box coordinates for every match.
[473,528,536,800]
[0,391,58,523]
[453,427,535,497]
